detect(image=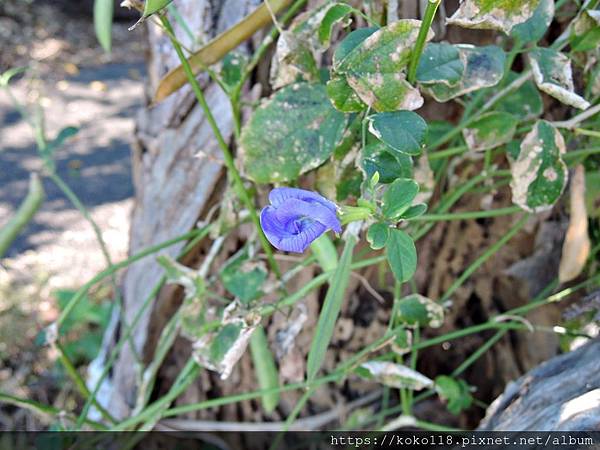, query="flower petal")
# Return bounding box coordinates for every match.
[274,198,341,234]
[269,187,338,215]
[278,221,327,253]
